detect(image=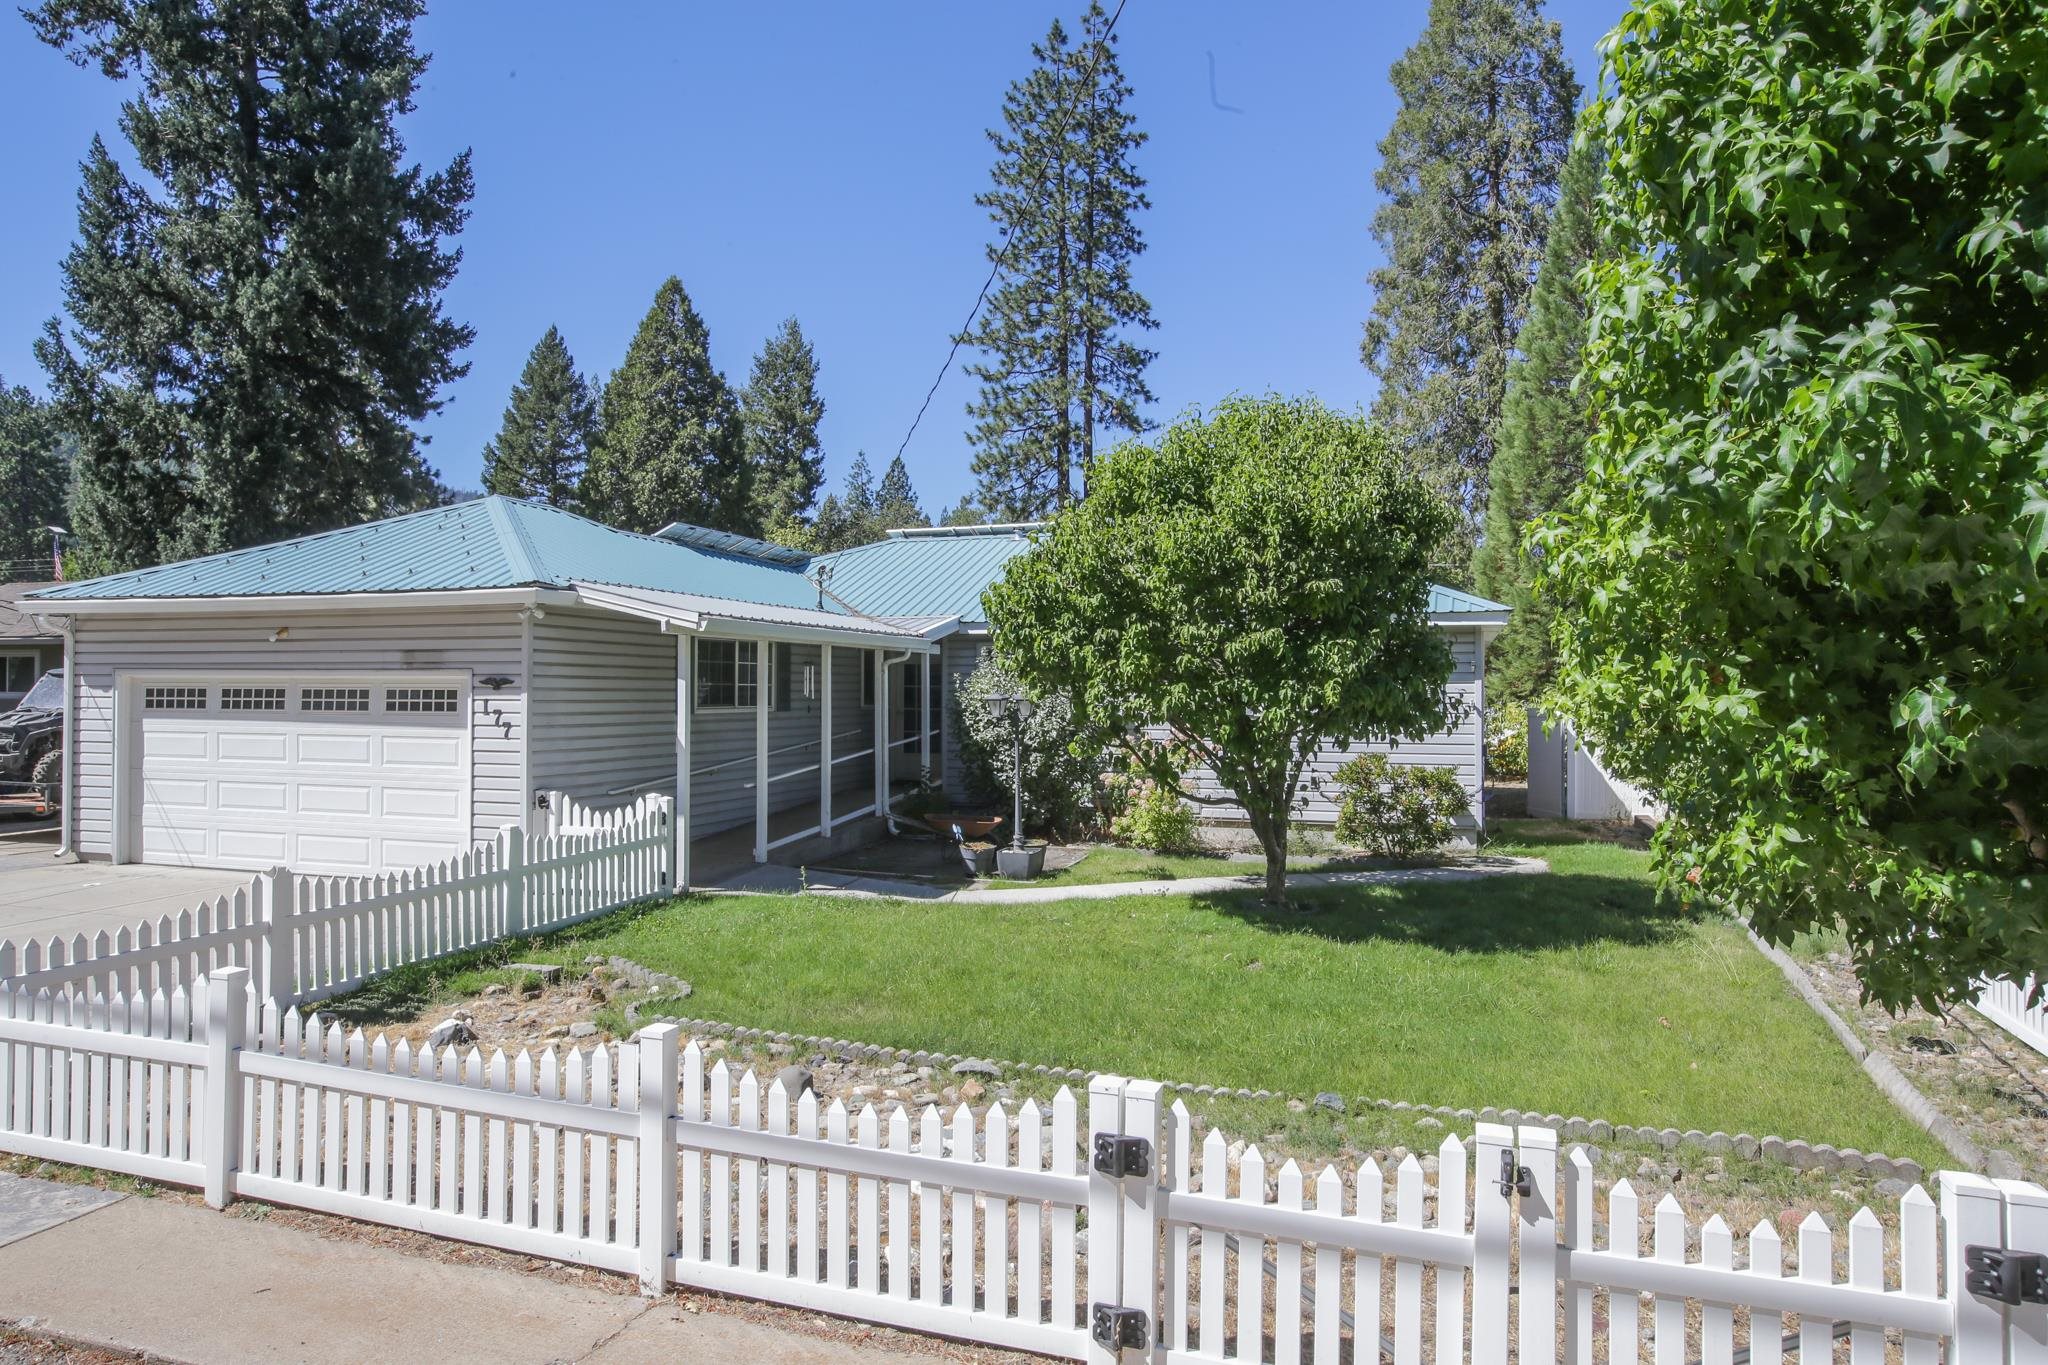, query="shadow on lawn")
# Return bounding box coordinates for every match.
[1196,871,1691,953]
